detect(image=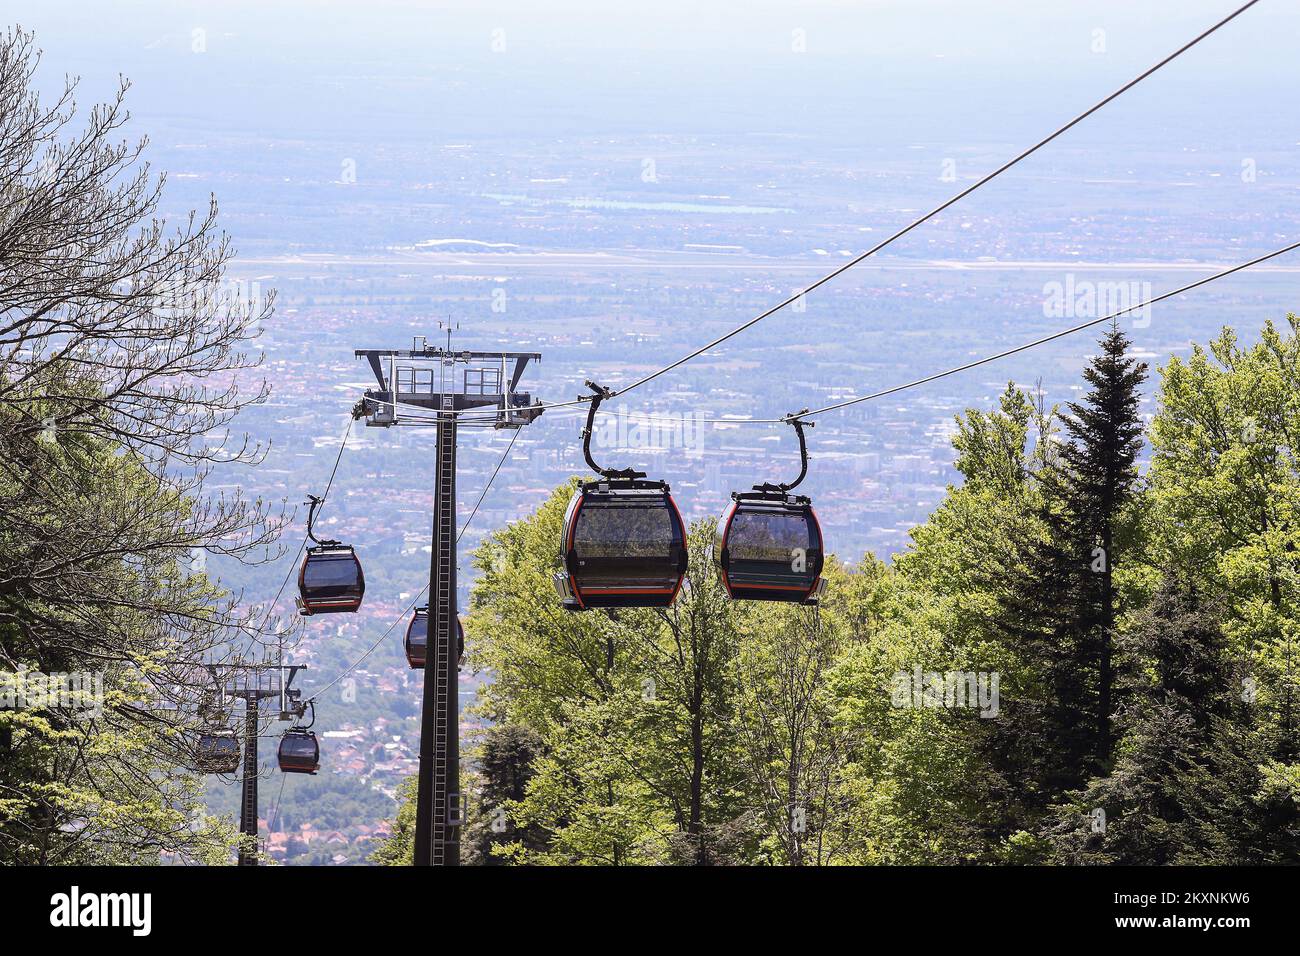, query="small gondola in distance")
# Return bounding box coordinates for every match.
[195,730,241,775]
[278,728,320,775]
[404,606,465,669]
[296,494,365,616]
[297,543,365,615]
